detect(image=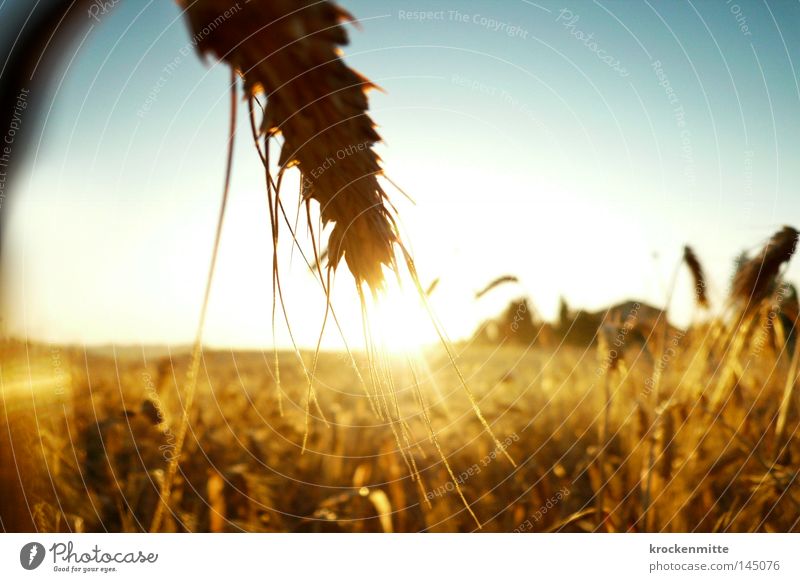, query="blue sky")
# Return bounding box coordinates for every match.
[2,0,799,348]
